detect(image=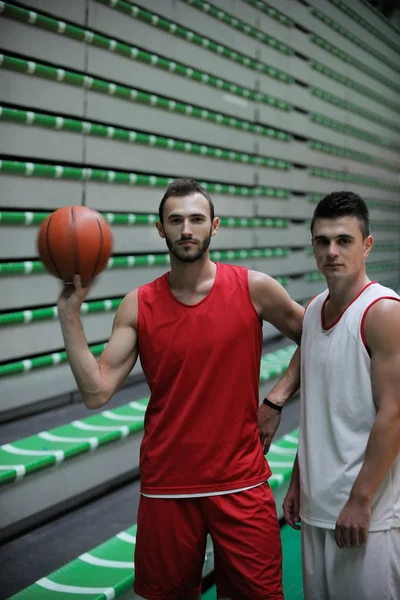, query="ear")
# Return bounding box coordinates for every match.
[211,216,220,237]
[156,221,166,239]
[363,235,373,259]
